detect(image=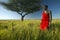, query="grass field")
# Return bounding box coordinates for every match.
[0,19,60,40]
